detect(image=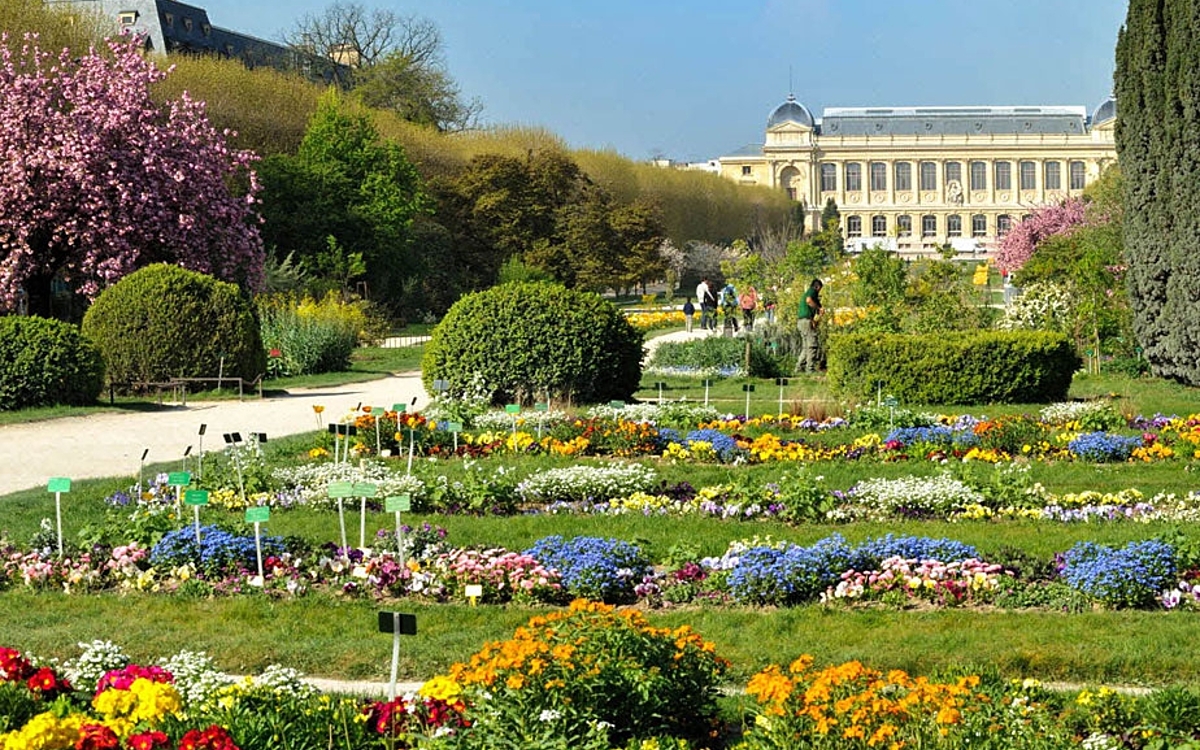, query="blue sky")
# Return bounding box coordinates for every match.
[194,0,1130,162]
